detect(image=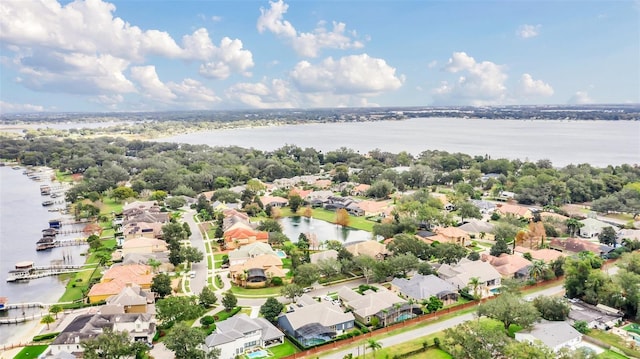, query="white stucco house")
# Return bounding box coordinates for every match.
[515,321,582,352]
[203,314,284,359]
